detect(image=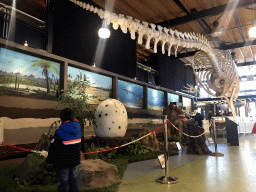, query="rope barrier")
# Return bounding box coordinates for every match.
[167,120,206,138]
[0,121,168,155]
[0,119,208,155]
